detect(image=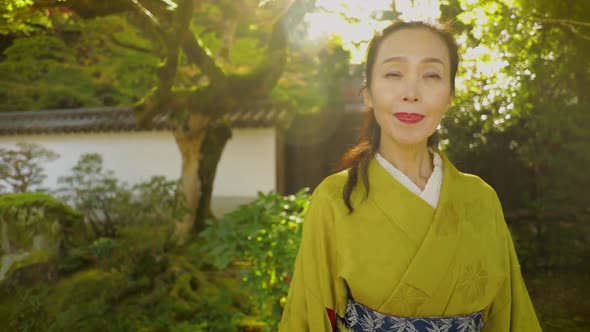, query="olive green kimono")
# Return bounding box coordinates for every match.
[278,153,542,331]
